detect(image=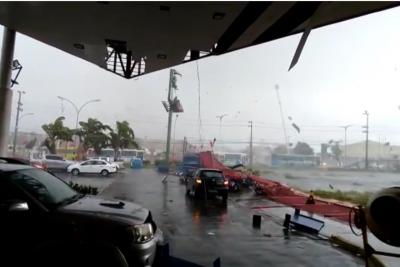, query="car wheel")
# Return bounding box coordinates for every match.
[71,169,79,176]
[101,169,109,177]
